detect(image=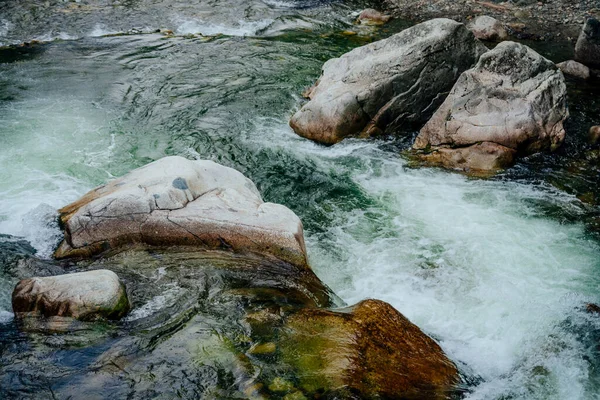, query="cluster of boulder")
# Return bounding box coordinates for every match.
[10,13,598,398]
[291,15,600,173]
[11,156,460,399]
